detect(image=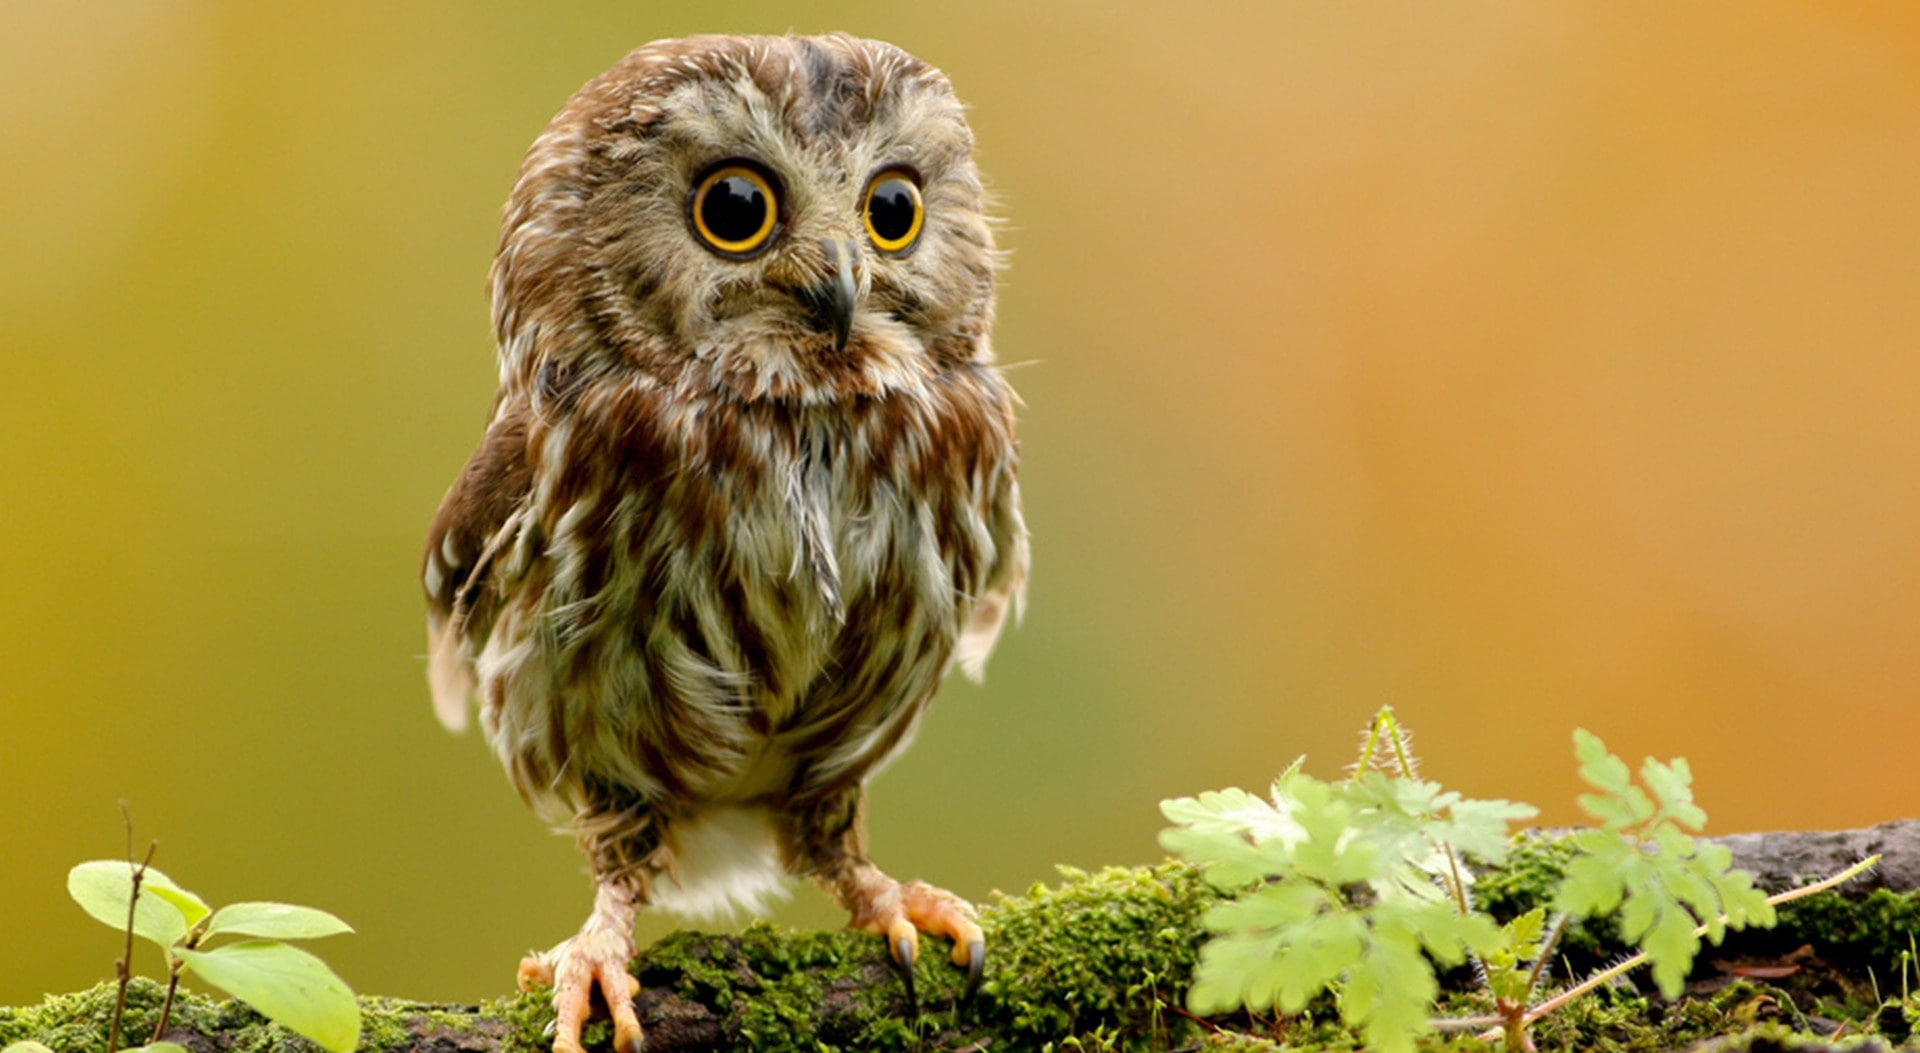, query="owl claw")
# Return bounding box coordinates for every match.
[887,929,919,1016]
[519,929,643,1053]
[846,875,984,1013]
[962,938,986,1002]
